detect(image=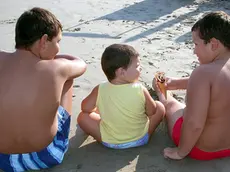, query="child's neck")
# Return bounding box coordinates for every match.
[110,78,133,85]
[214,48,230,62]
